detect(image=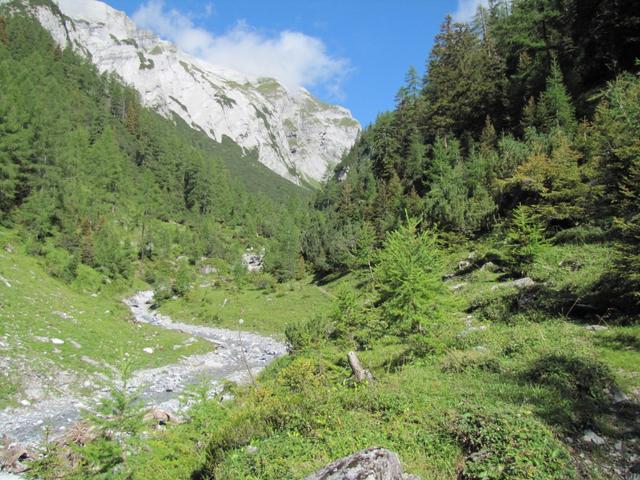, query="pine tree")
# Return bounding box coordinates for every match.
[594,73,640,307]
[375,218,449,336]
[539,59,576,133]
